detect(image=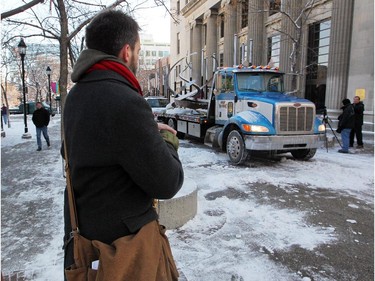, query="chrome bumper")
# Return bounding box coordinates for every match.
[244,134,325,151]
